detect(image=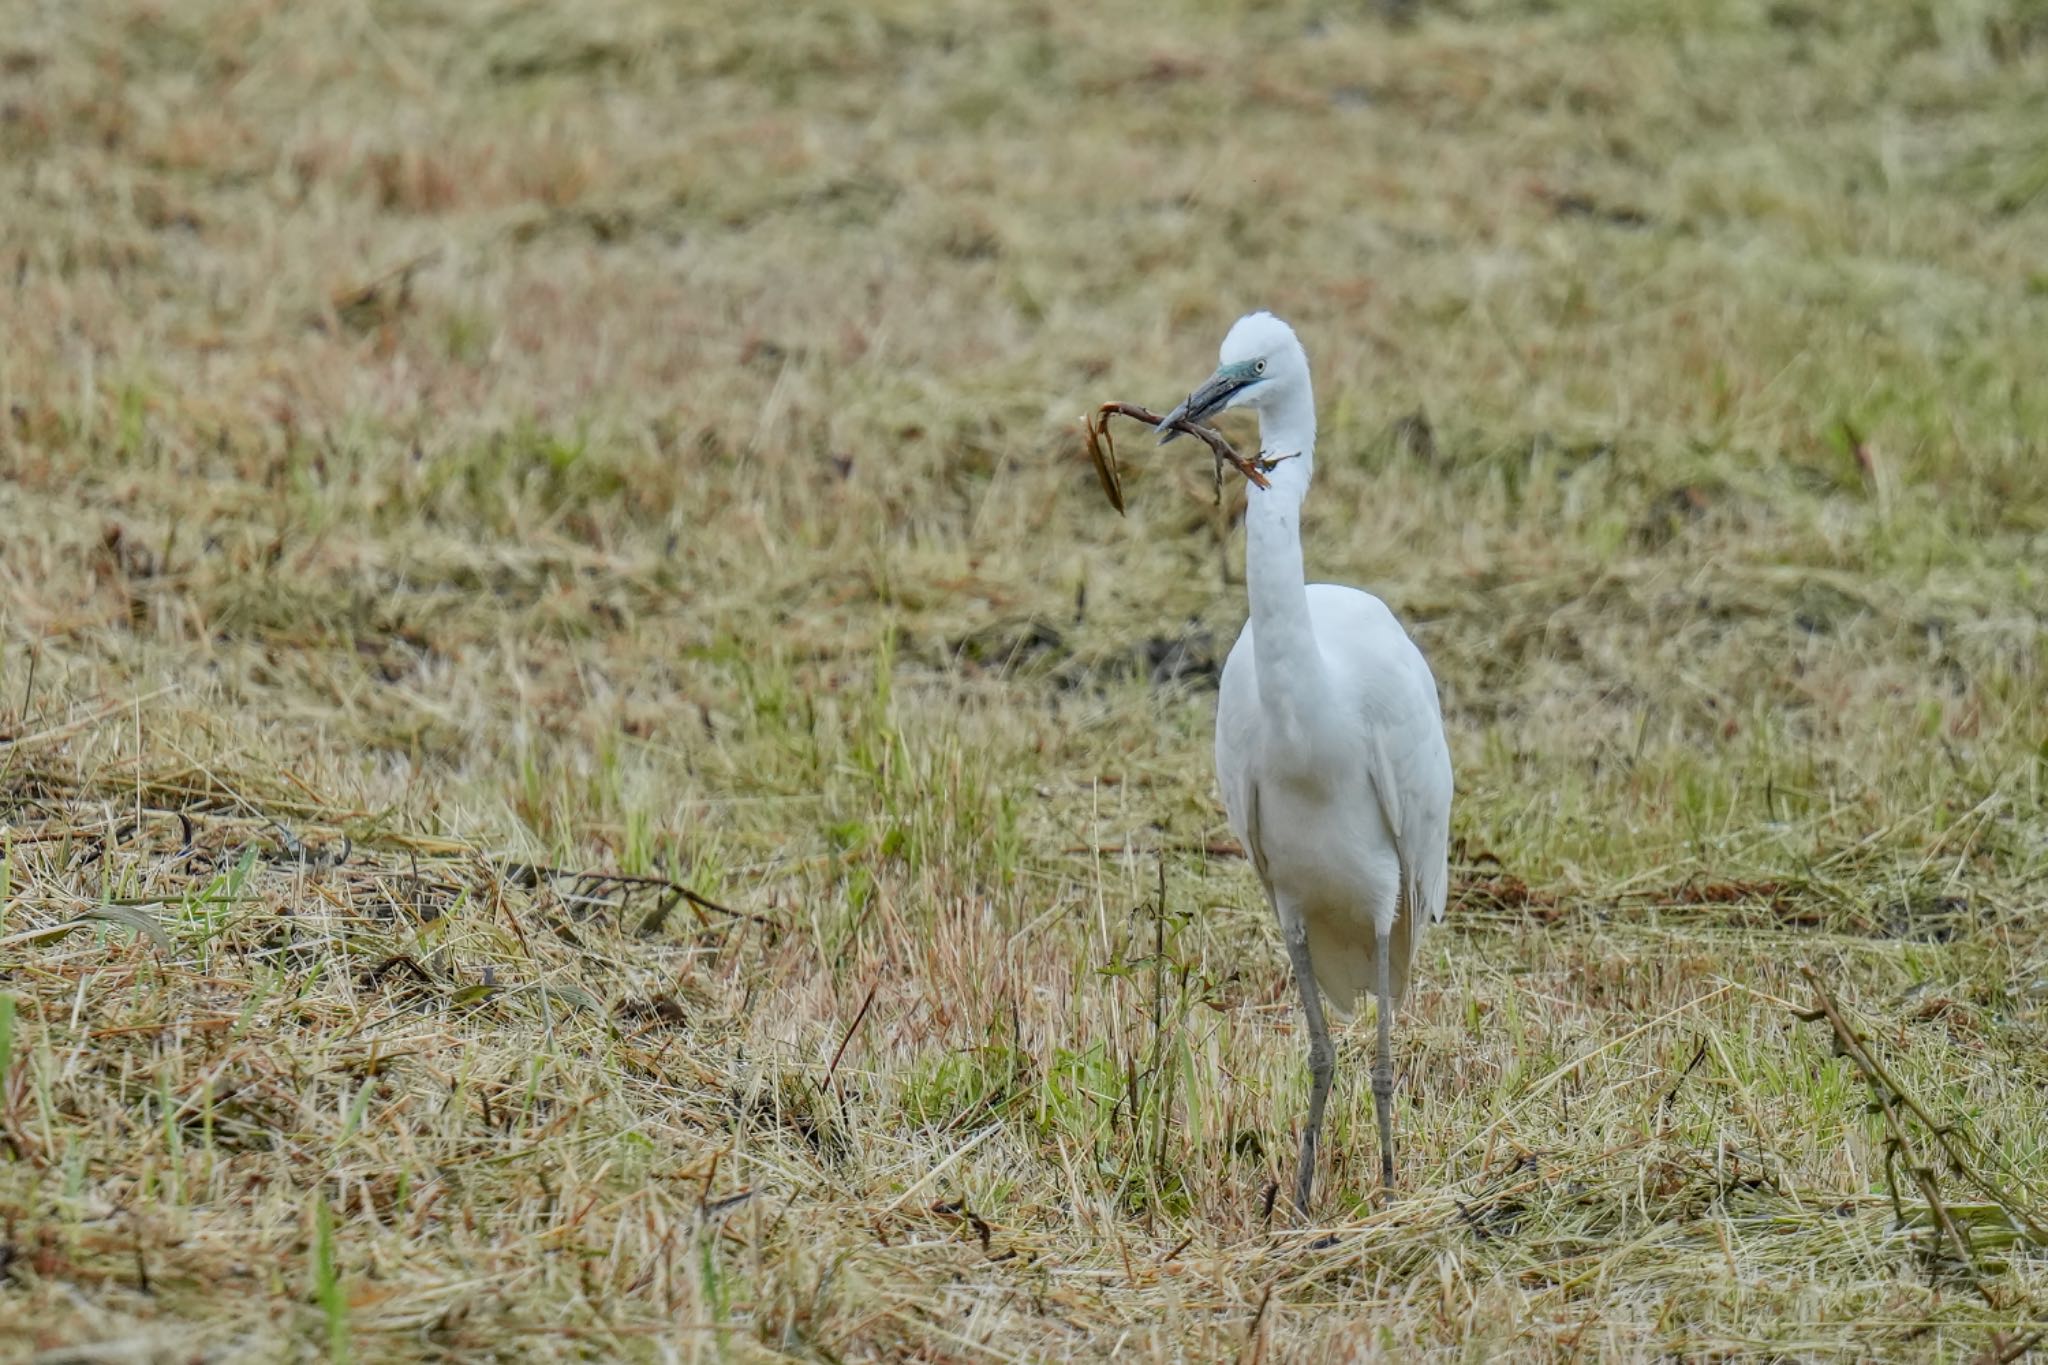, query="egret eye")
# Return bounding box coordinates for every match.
[1254,359,1267,375]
